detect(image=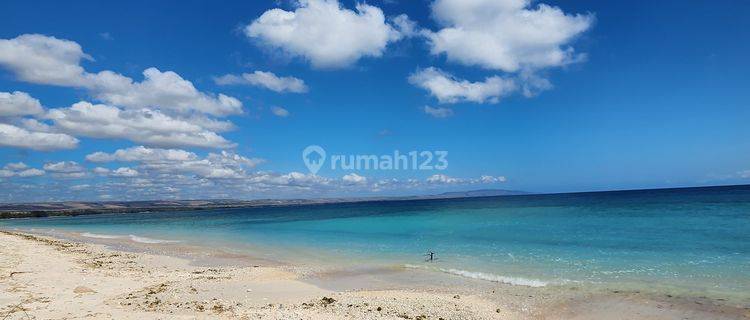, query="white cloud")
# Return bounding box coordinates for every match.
[0,123,79,151]
[245,0,404,68]
[48,102,235,149]
[111,167,139,177]
[477,175,507,183]
[215,71,308,93]
[0,35,244,151]
[342,173,367,184]
[426,174,461,184]
[409,67,517,104]
[17,168,45,177]
[0,91,44,117]
[270,106,290,117]
[423,106,454,118]
[391,14,419,38]
[0,34,91,86]
[90,68,243,116]
[86,146,198,163]
[426,0,593,72]
[423,174,507,185]
[0,34,242,116]
[88,147,263,180]
[43,161,84,173]
[139,154,251,179]
[0,162,45,178]
[93,167,110,175]
[42,161,87,179]
[249,171,332,188]
[3,162,28,171]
